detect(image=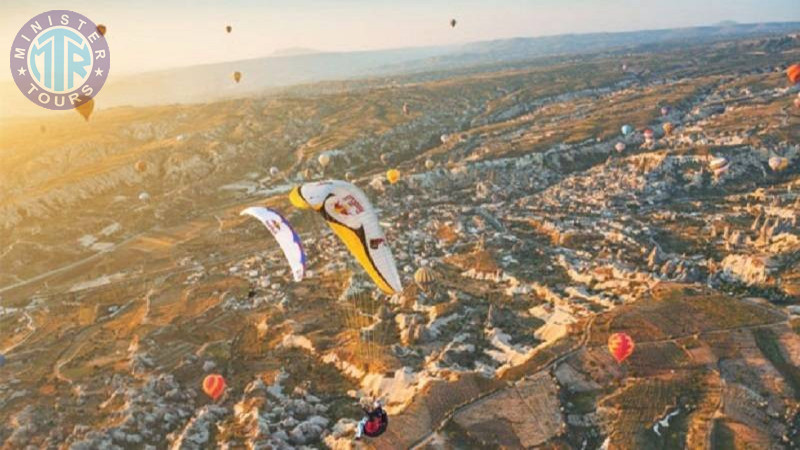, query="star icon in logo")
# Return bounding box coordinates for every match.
[94,68,104,77]
[17,67,27,76]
